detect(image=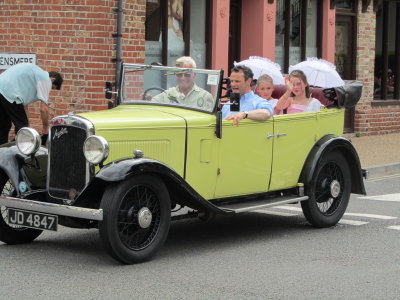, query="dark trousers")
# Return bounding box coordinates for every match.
[0,93,29,145]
